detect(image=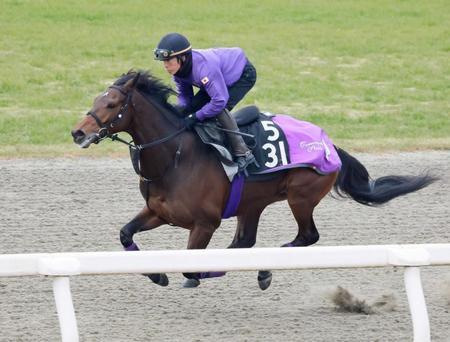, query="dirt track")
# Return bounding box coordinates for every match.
[0,151,449,342]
